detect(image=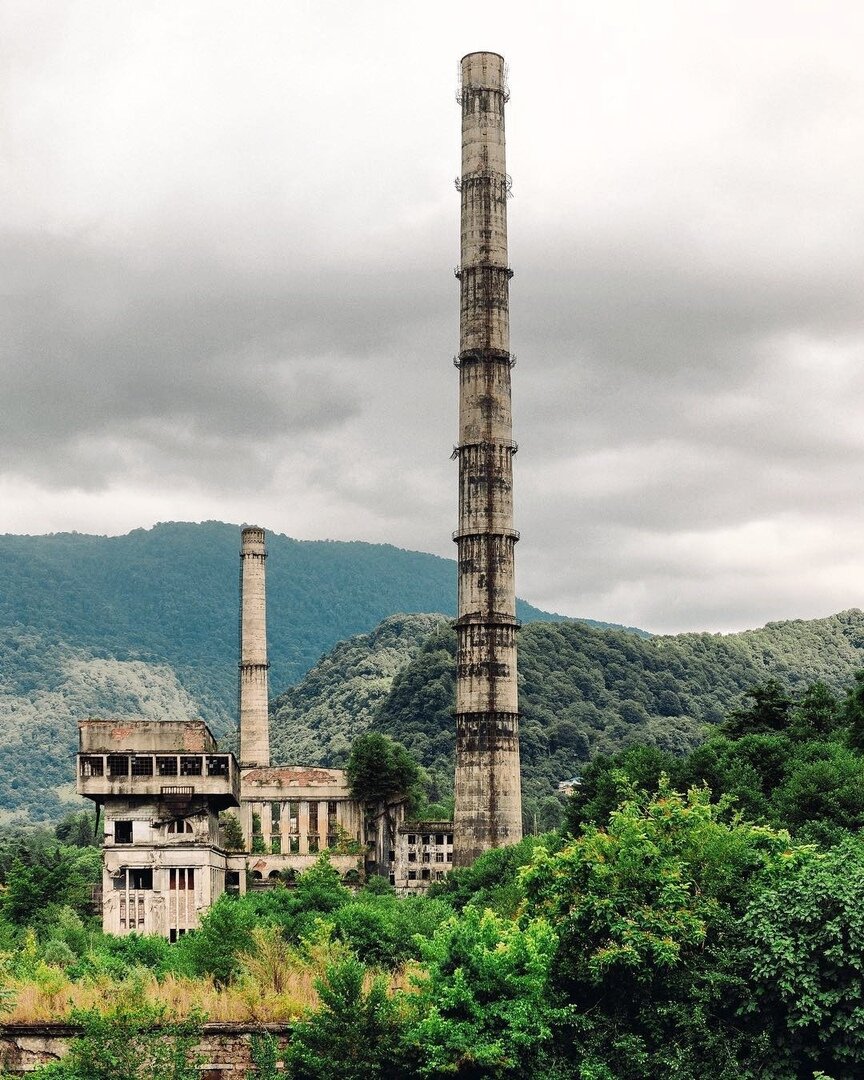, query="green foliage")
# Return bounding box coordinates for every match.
[525,782,805,1078]
[429,835,555,917]
[407,906,557,1079]
[181,895,257,984]
[248,1032,281,1079]
[2,844,100,925]
[31,1001,204,1080]
[346,732,423,809]
[566,675,864,846]
[742,836,864,1074]
[284,955,406,1080]
[220,812,246,852]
